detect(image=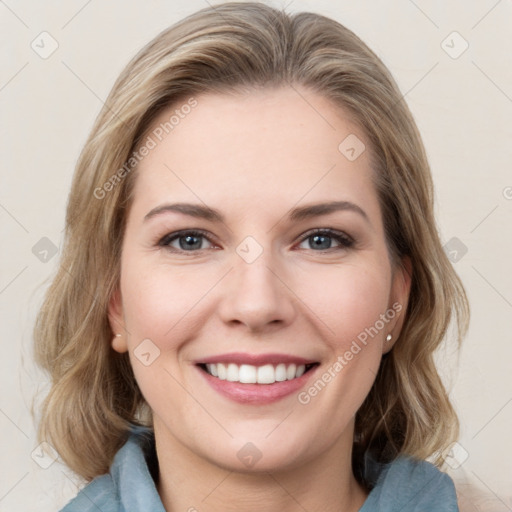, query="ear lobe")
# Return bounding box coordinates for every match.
[384,256,412,353]
[108,287,128,353]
